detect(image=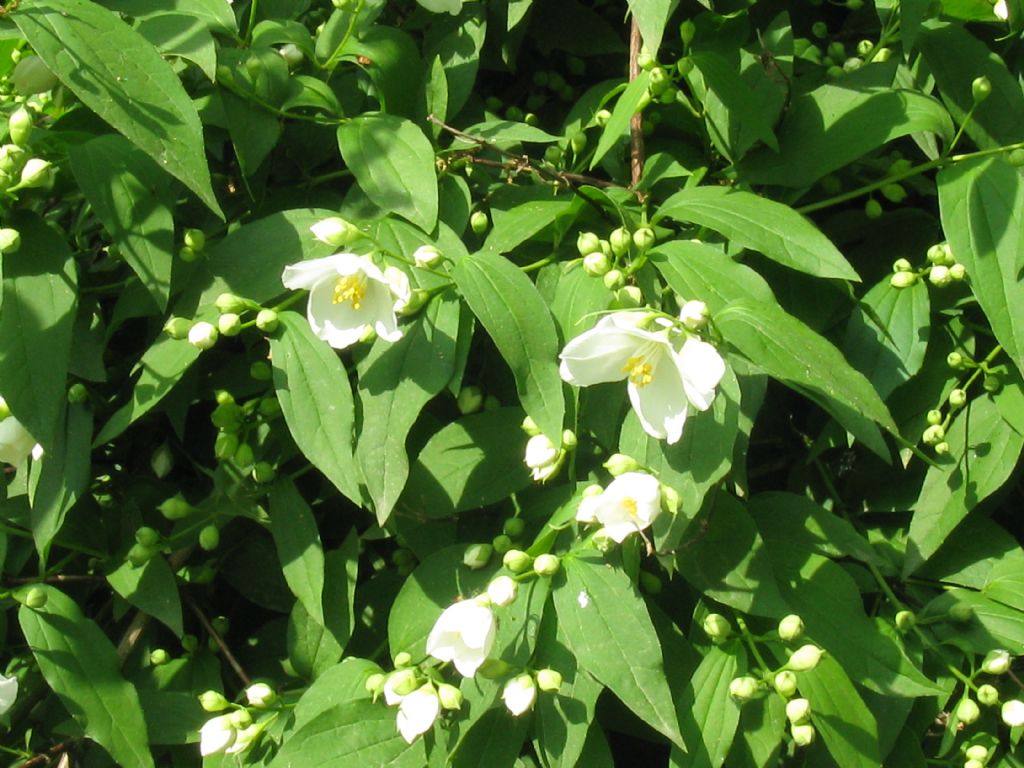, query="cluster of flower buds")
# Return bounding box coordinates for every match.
[522,416,576,483]
[0,110,54,194]
[577,226,657,283]
[197,682,277,757]
[890,242,966,290]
